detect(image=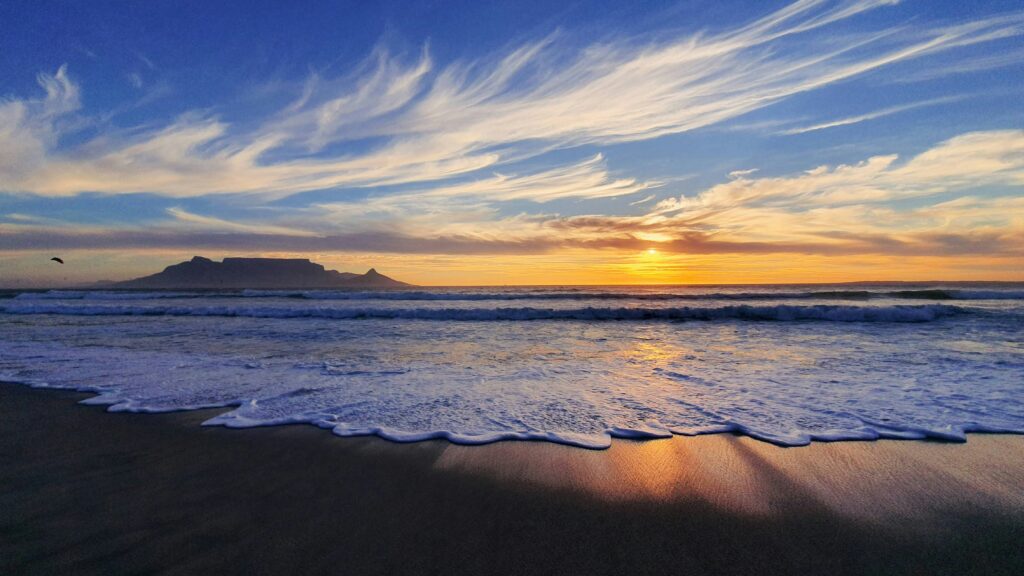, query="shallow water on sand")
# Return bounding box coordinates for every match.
[1,284,1022,447]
